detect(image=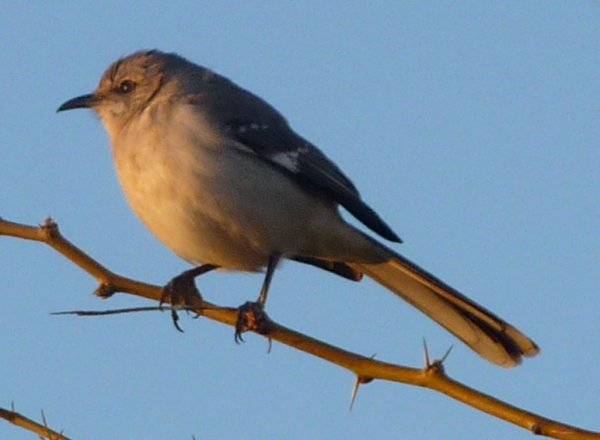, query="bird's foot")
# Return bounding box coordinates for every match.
[160,270,204,332]
[234,301,271,343]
